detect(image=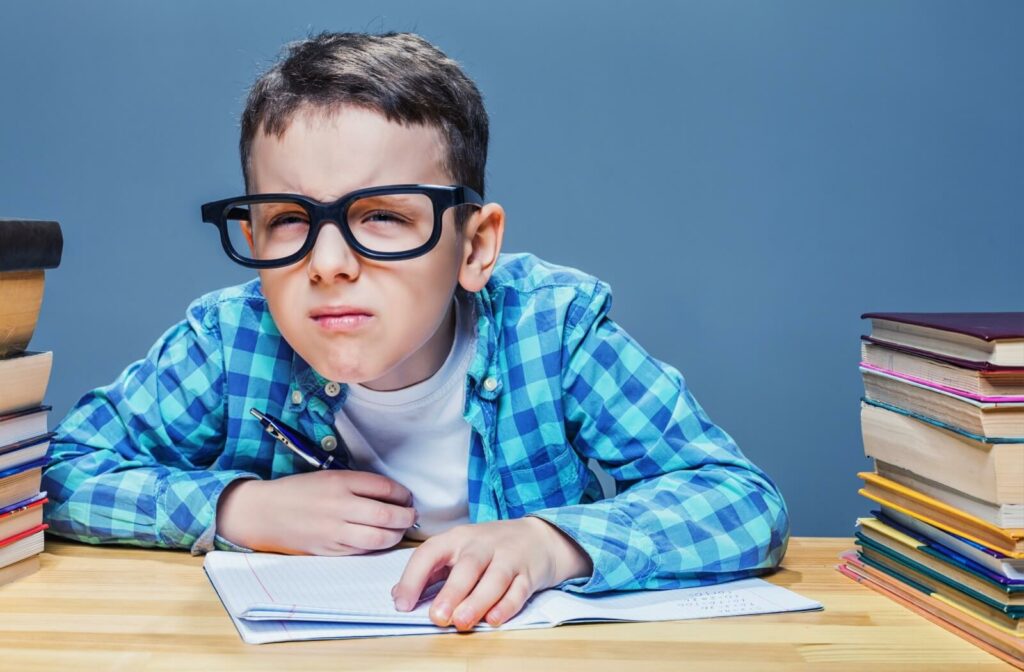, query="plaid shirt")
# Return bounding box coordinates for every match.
[44,253,789,593]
